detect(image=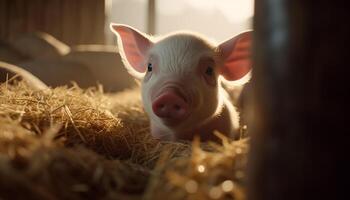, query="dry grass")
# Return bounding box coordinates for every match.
[0,80,249,200]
